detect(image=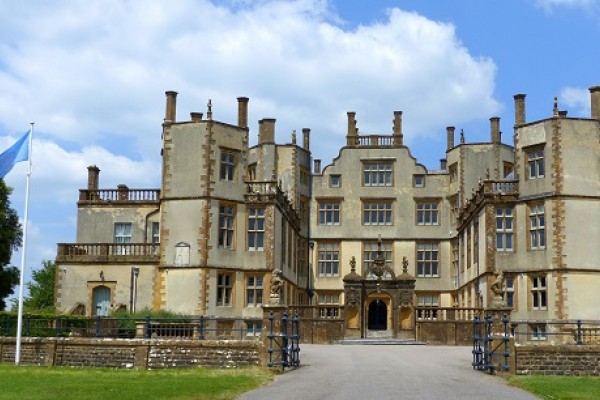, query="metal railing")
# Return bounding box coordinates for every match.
[510,320,600,345]
[472,314,511,375]
[266,311,300,371]
[1,315,263,341]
